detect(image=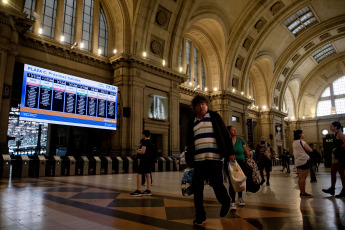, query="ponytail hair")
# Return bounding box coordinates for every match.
[332,121,343,131]
[293,130,303,140]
